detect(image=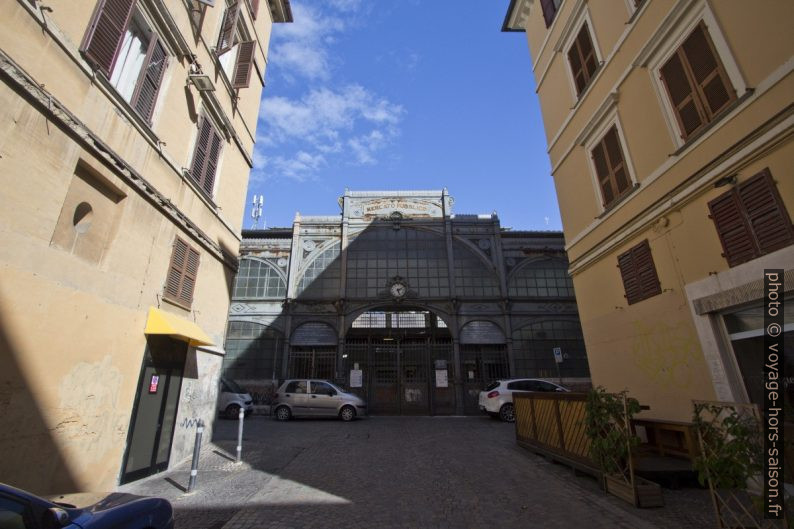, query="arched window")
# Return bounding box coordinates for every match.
[223,321,283,381]
[233,258,287,299]
[508,257,574,298]
[296,241,341,298]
